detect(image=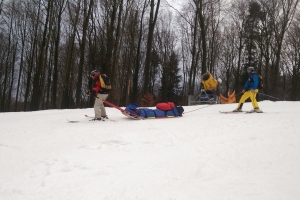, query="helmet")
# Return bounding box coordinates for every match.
[247,67,254,72]
[90,70,99,77]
